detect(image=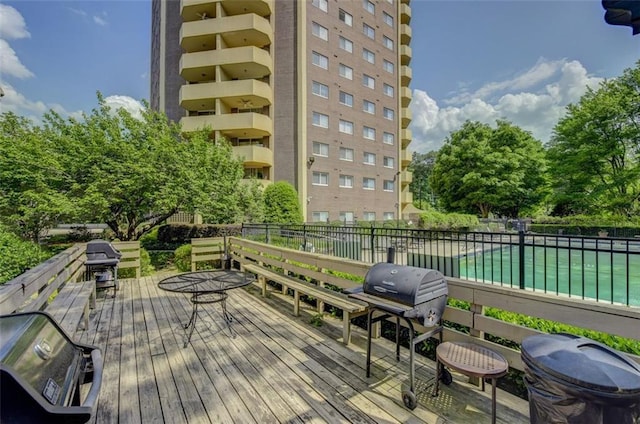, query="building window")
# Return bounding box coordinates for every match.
[312,51,328,69]
[339,119,354,134]
[312,171,329,186]
[363,177,376,190]
[383,59,394,73]
[383,156,394,168]
[362,74,375,89]
[362,48,375,64]
[312,22,328,41]
[339,147,354,161]
[312,0,328,12]
[383,12,393,27]
[312,81,329,98]
[363,126,376,140]
[383,132,394,145]
[339,174,354,188]
[383,36,394,50]
[383,212,394,221]
[339,63,353,80]
[339,91,354,107]
[339,9,353,26]
[383,180,395,191]
[312,141,329,157]
[312,211,329,222]
[363,0,375,14]
[363,100,375,114]
[313,112,329,128]
[383,107,395,121]
[363,211,376,221]
[363,23,375,39]
[383,83,394,97]
[339,211,355,222]
[363,152,376,165]
[339,36,353,53]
